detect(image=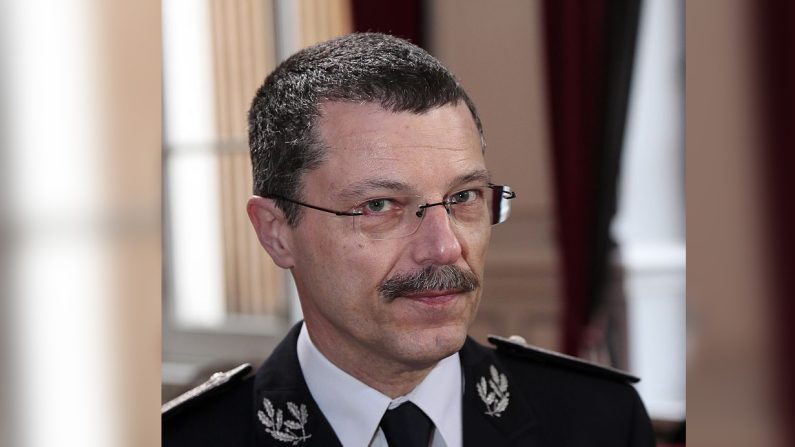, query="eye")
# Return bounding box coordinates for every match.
[362,198,396,214]
[450,189,479,204]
